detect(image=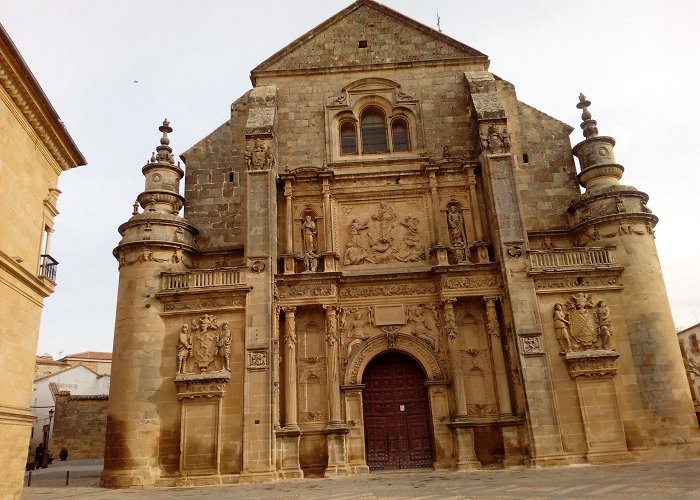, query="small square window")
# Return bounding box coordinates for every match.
[358,40,368,48]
